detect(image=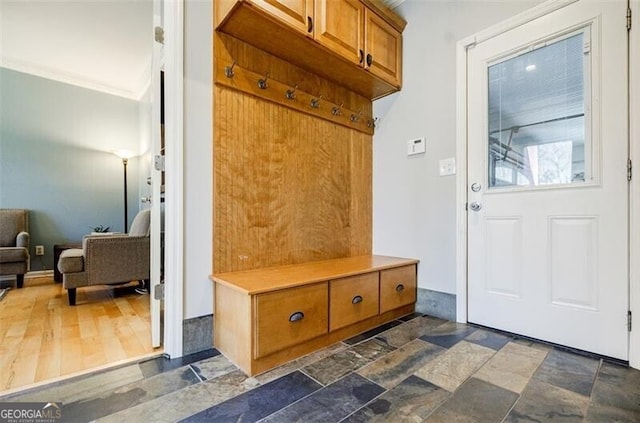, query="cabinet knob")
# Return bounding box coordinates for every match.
[359,49,364,64]
[307,16,313,33]
[289,311,305,322]
[366,54,373,67]
[395,284,405,293]
[352,295,363,304]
